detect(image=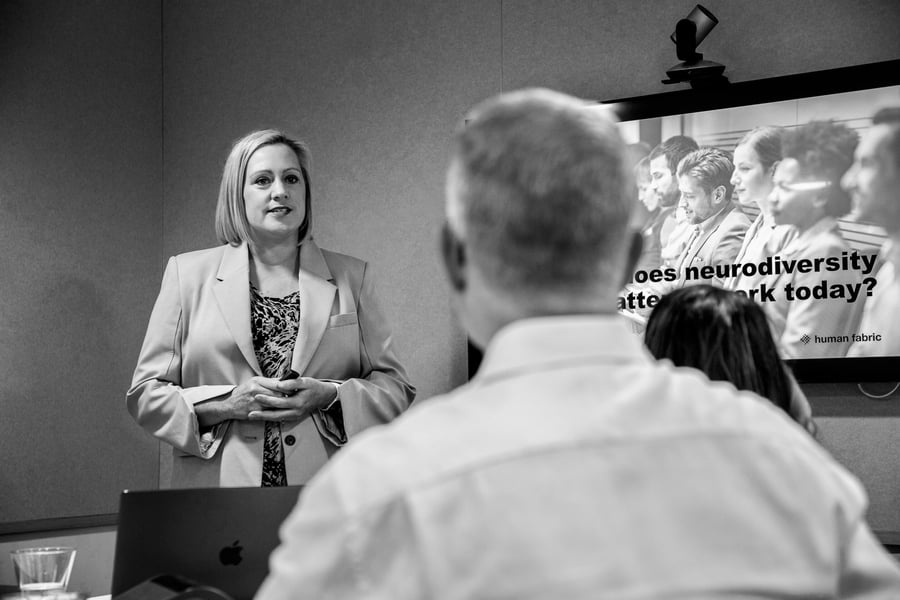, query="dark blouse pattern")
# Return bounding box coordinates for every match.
[250,284,300,487]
